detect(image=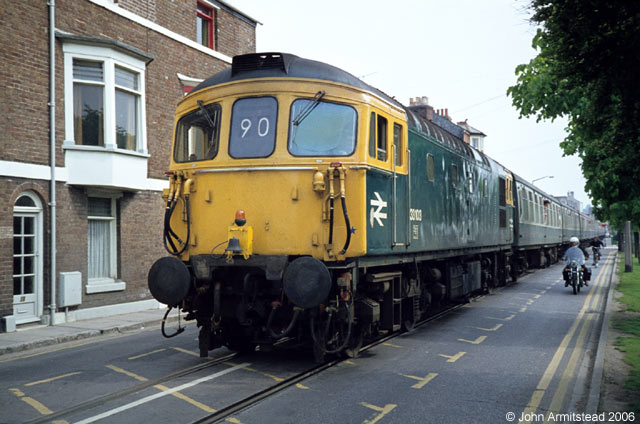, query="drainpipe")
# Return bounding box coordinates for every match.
[48,0,57,326]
